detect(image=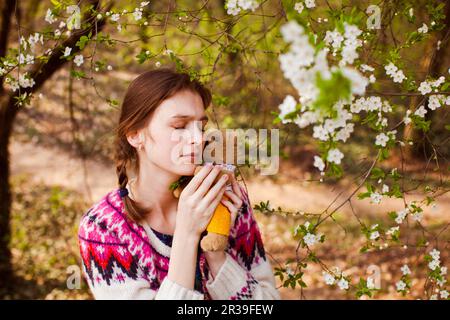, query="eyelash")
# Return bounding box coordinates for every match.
[173,125,206,132]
